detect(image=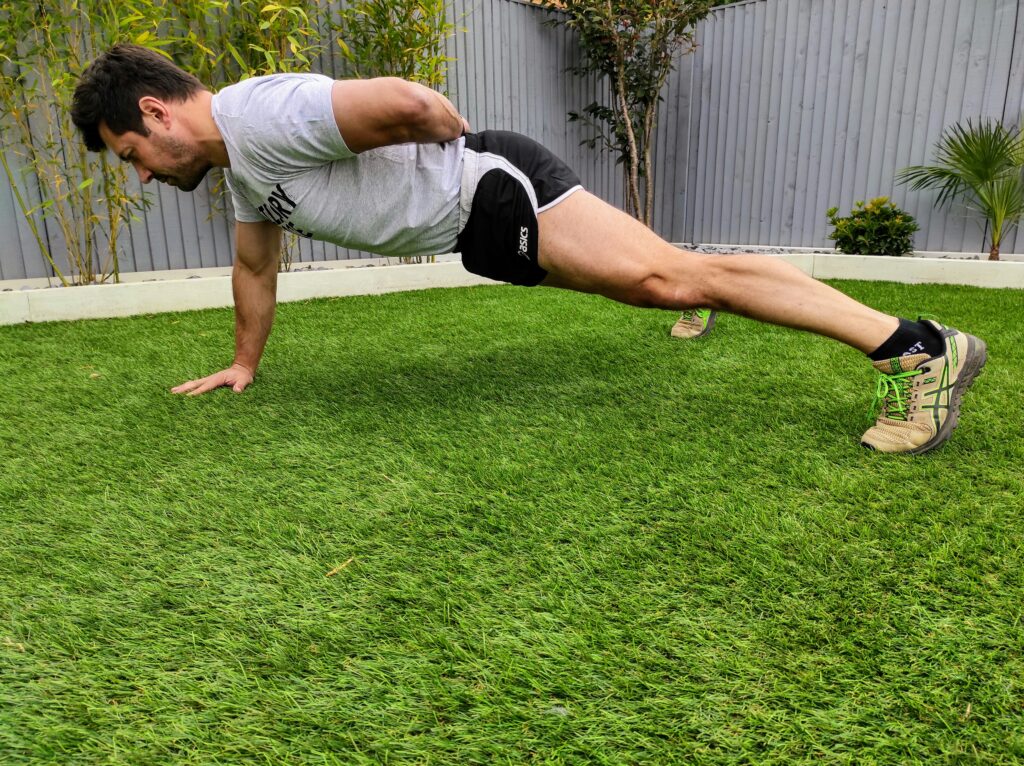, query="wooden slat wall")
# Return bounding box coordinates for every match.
[680,0,1024,250]
[2,0,1022,281]
[447,0,620,202]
